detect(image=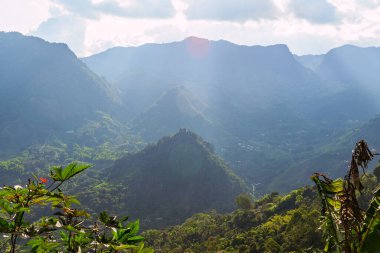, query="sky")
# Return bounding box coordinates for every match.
[1,0,380,57]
